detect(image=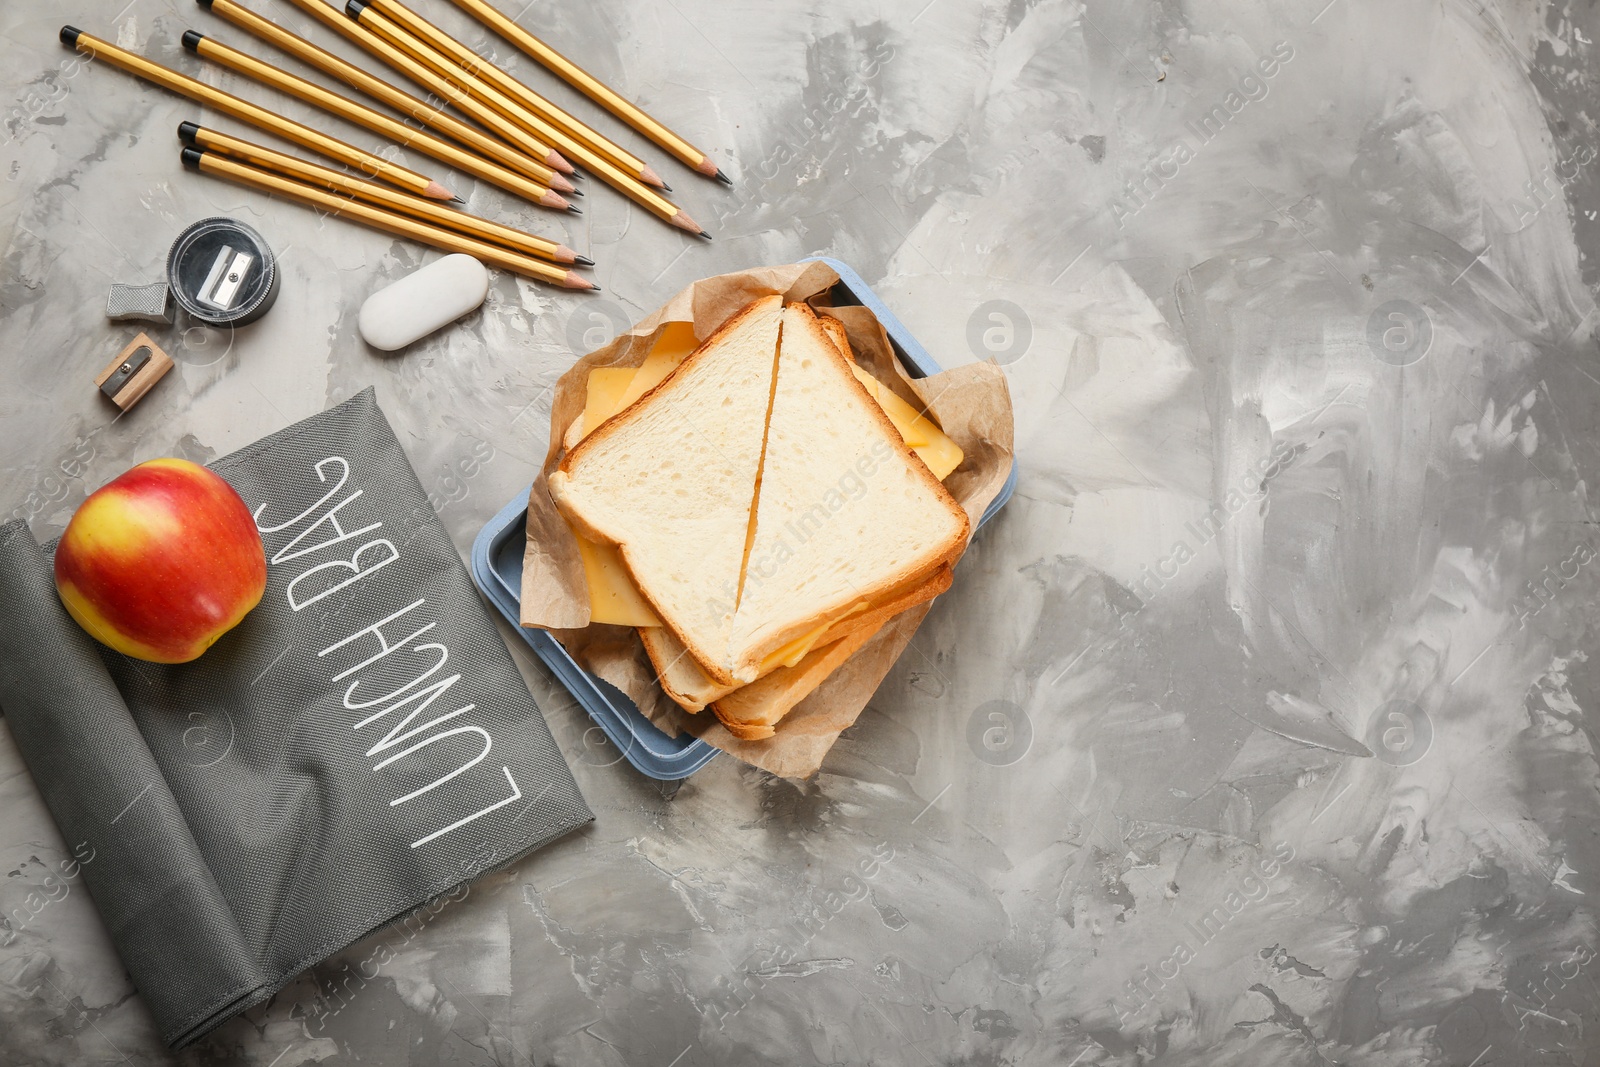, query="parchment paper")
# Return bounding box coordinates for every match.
[521,262,1015,777]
